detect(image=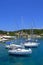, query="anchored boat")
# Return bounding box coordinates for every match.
[5,44,22,49]
[8,48,32,56]
[24,41,39,48]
